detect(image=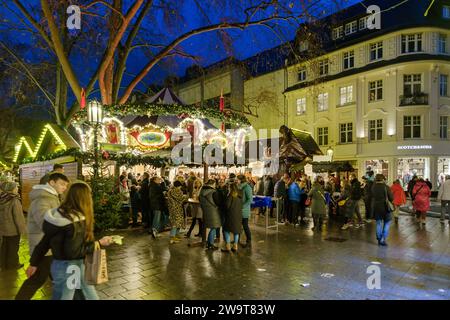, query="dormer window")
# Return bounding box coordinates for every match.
[345,21,357,35]
[443,5,450,19]
[332,26,343,40]
[359,17,367,30]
